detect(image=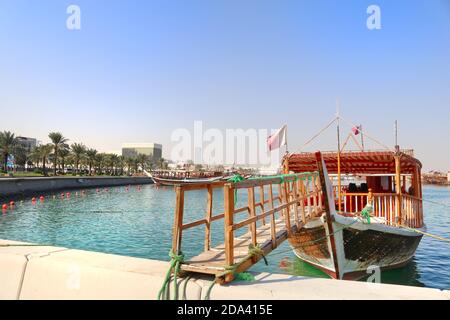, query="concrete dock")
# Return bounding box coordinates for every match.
[0,176,153,199]
[0,239,448,300]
